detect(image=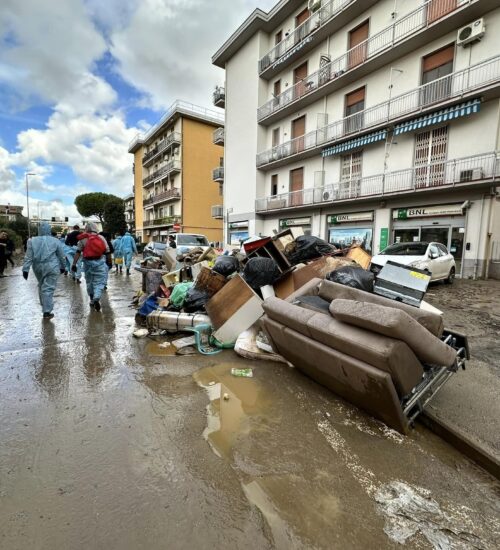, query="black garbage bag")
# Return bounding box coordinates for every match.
[183,287,211,313]
[288,235,336,264]
[242,257,281,290]
[326,266,374,293]
[212,255,240,277]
